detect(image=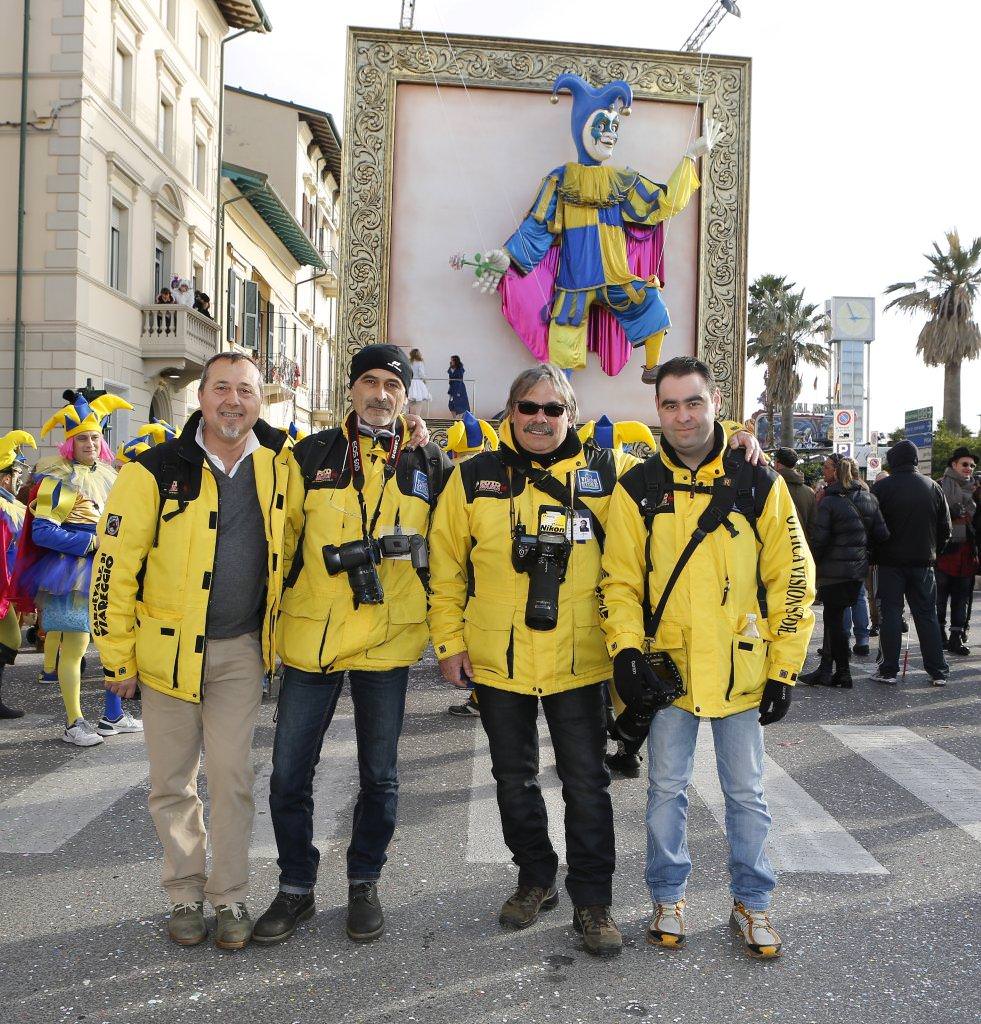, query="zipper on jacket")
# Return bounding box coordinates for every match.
[506,627,514,678]
[725,655,735,701]
[317,611,332,671]
[721,577,730,605]
[199,471,220,697]
[172,638,181,690]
